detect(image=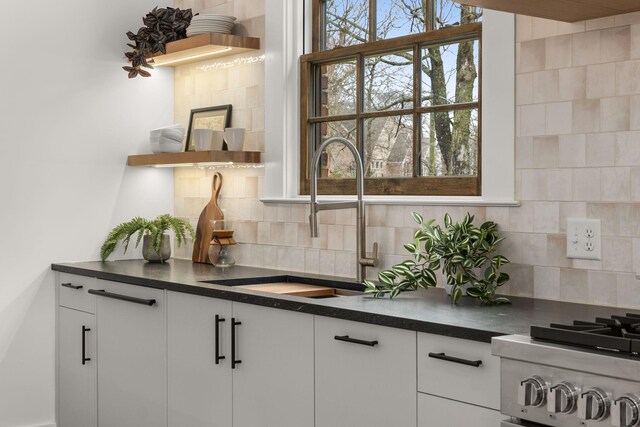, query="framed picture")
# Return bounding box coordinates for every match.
[185,105,232,151]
